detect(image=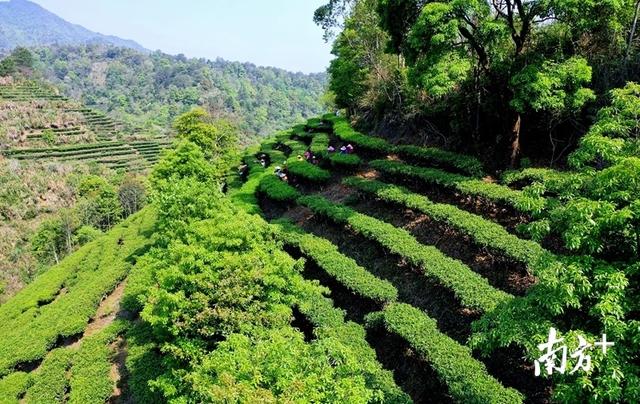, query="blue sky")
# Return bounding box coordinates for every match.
[30,0,334,73]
